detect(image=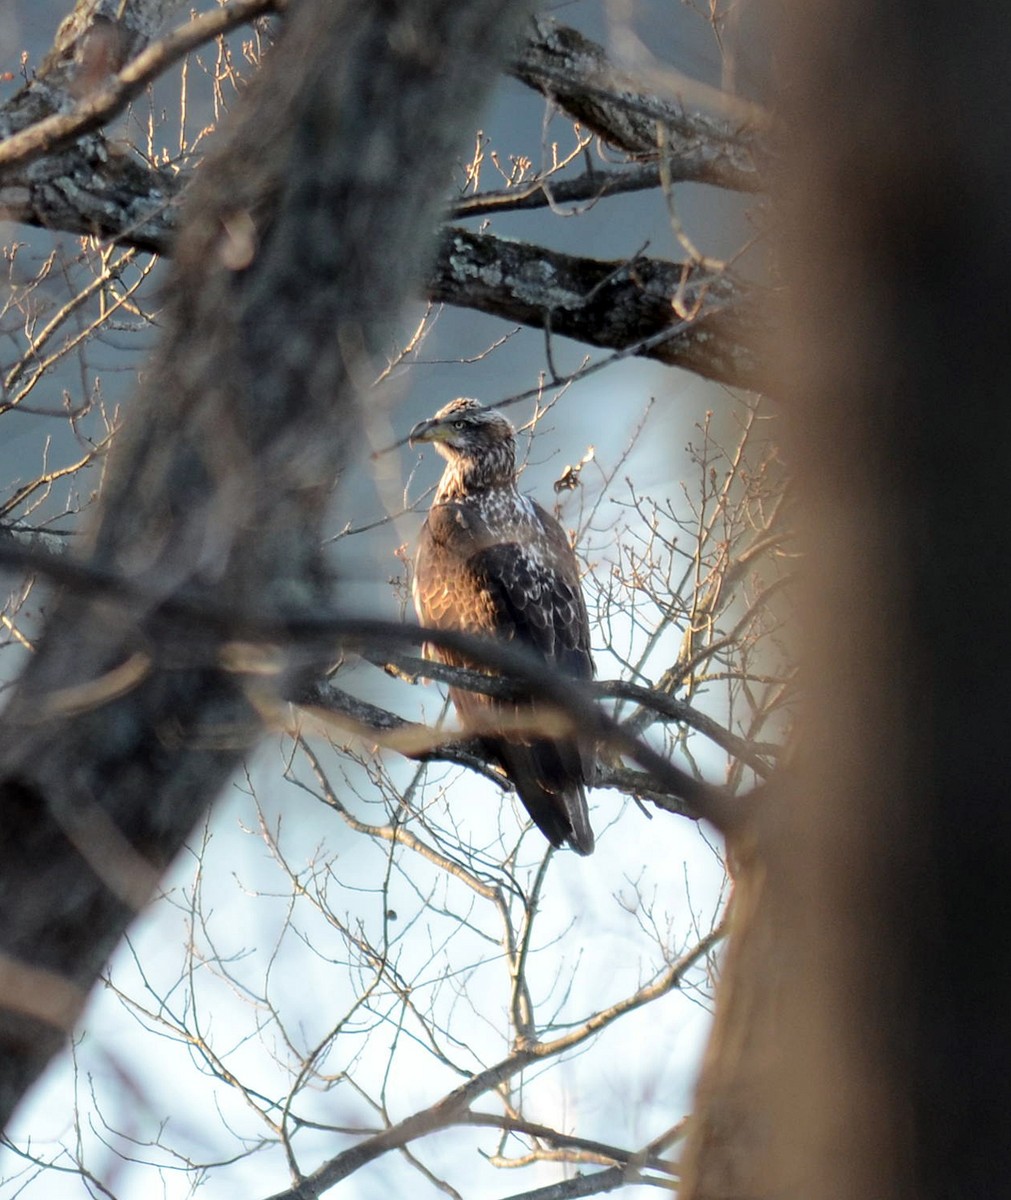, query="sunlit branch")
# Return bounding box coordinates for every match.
[263,924,722,1200]
[431,227,768,392]
[0,0,284,173]
[3,247,137,395]
[510,18,764,191]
